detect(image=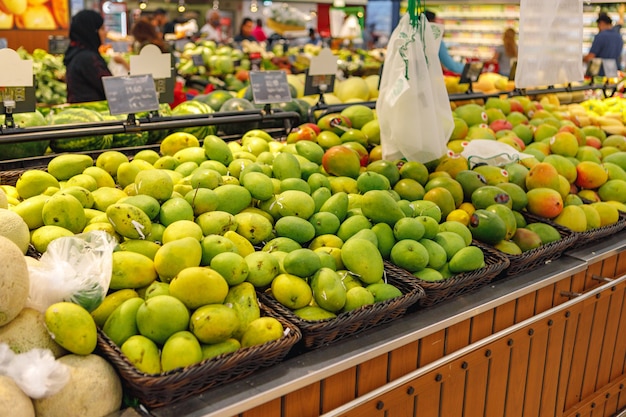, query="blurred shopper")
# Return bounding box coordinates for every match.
[200,10,225,43]
[64,10,126,103]
[583,12,624,73]
[491,28,517,77]
[234,18,256,42]
[131,18,170,53]
[307,28,321,45]
[424,10,465,74]
[252,18,267,42]
[152,8,174,35]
